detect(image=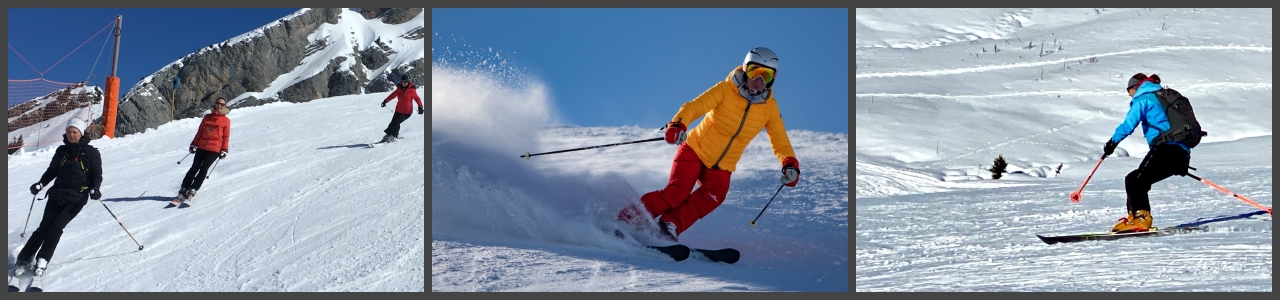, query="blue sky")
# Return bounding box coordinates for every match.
[7,8,300,107]
[433,8,849,134]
